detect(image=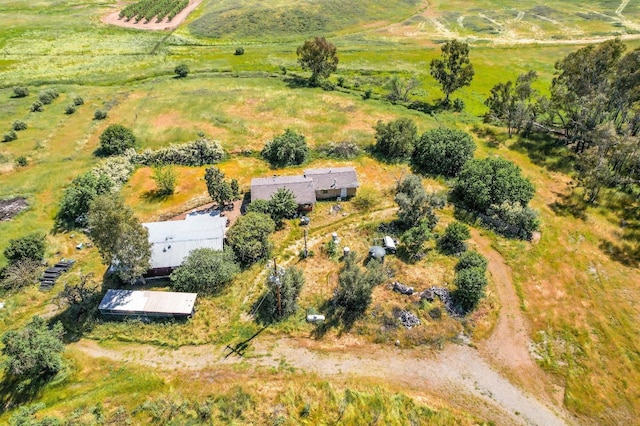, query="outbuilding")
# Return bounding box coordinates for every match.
[98,289,197,320]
